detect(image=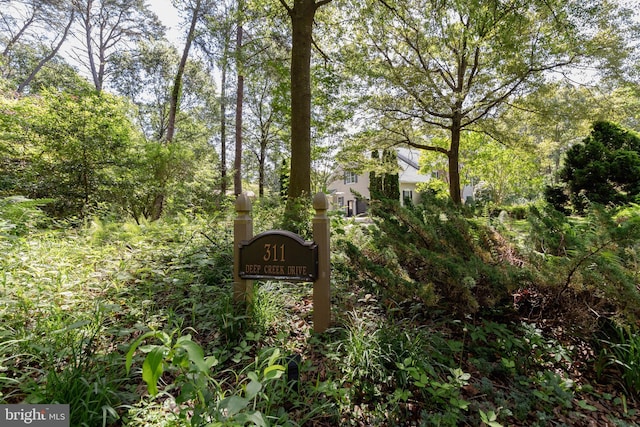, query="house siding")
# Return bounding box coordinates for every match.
[328,170,370,216]
[327,148,431,216]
